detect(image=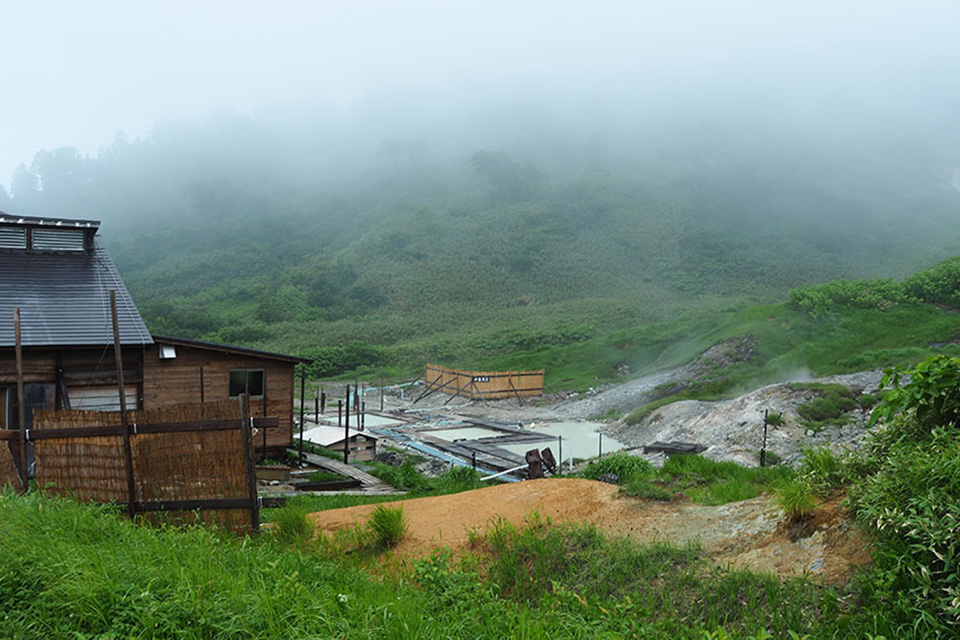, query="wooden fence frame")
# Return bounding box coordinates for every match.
[0,399,276,533]
[418,364,544,404]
